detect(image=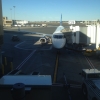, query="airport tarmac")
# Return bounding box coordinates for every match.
[4,26,57,33]
[2,27,99,83]
[2,26,100,100]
